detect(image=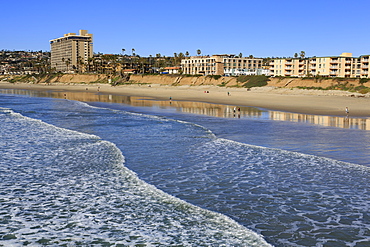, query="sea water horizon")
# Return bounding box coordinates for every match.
[1,89,370,246]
